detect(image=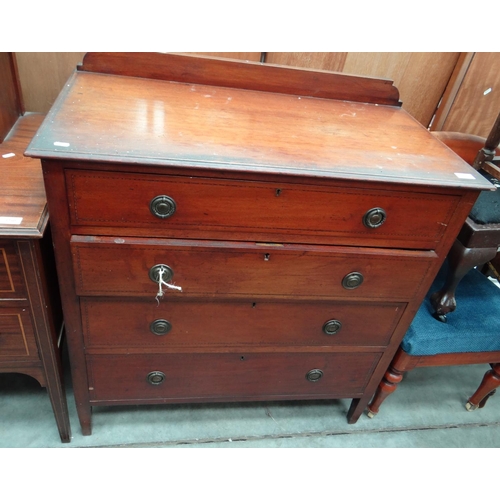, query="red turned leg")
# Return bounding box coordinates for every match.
[367,366,405,418]
[367,348,416,418]
[466,363,500,411]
